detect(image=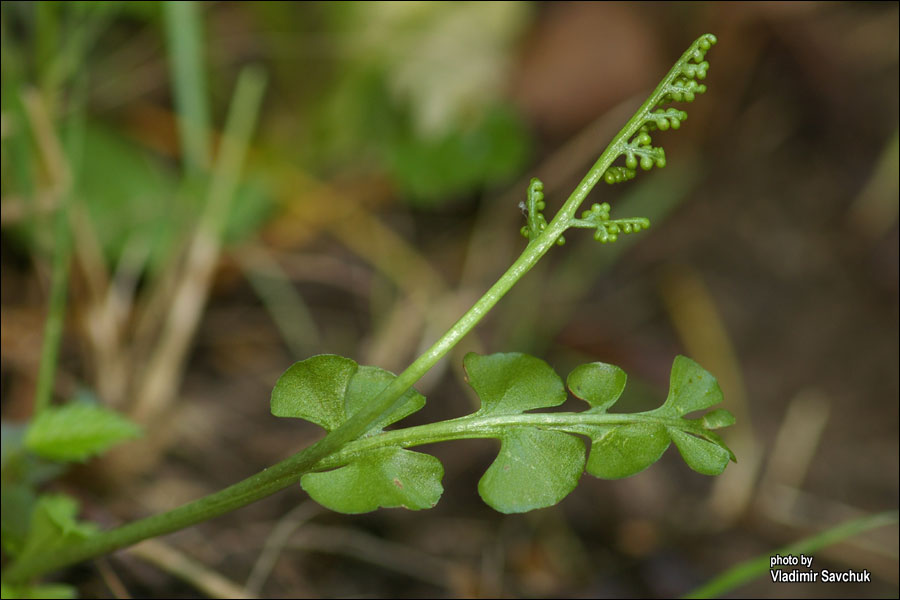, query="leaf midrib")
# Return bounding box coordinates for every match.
[312,409,717,471]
